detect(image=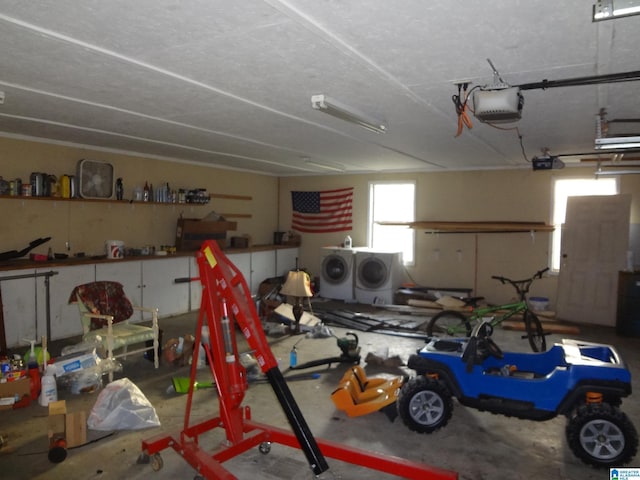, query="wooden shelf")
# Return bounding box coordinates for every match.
[377,221,554,233]
[0,195,254,219]
[0,193,253,206]
[0,195,209,206]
